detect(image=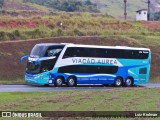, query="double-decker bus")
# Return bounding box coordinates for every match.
[20,43,151,87]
